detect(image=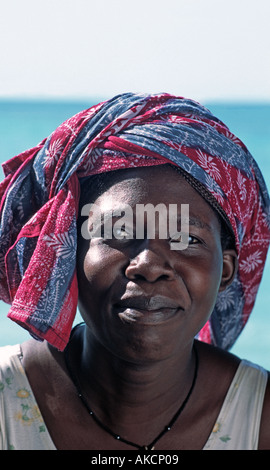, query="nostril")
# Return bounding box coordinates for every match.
[132,273,147,281]
[124,248,175,283]
[127,272,171,281]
